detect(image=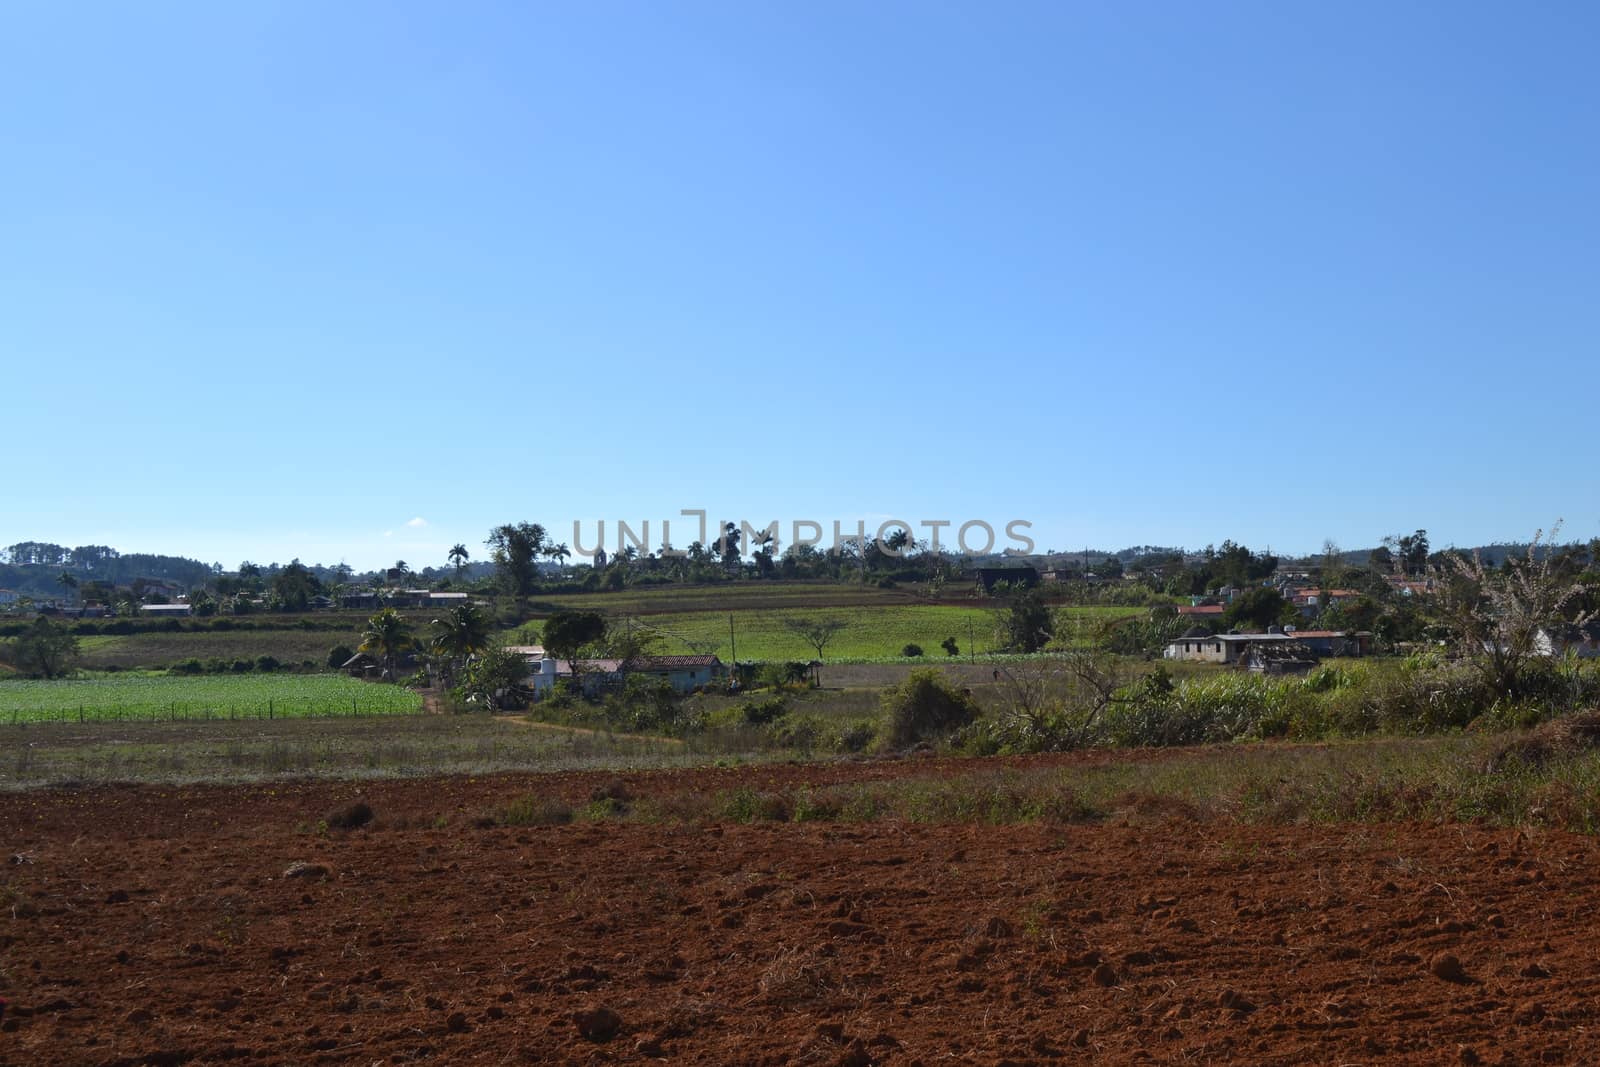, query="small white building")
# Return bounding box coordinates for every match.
[139,603,194,617]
